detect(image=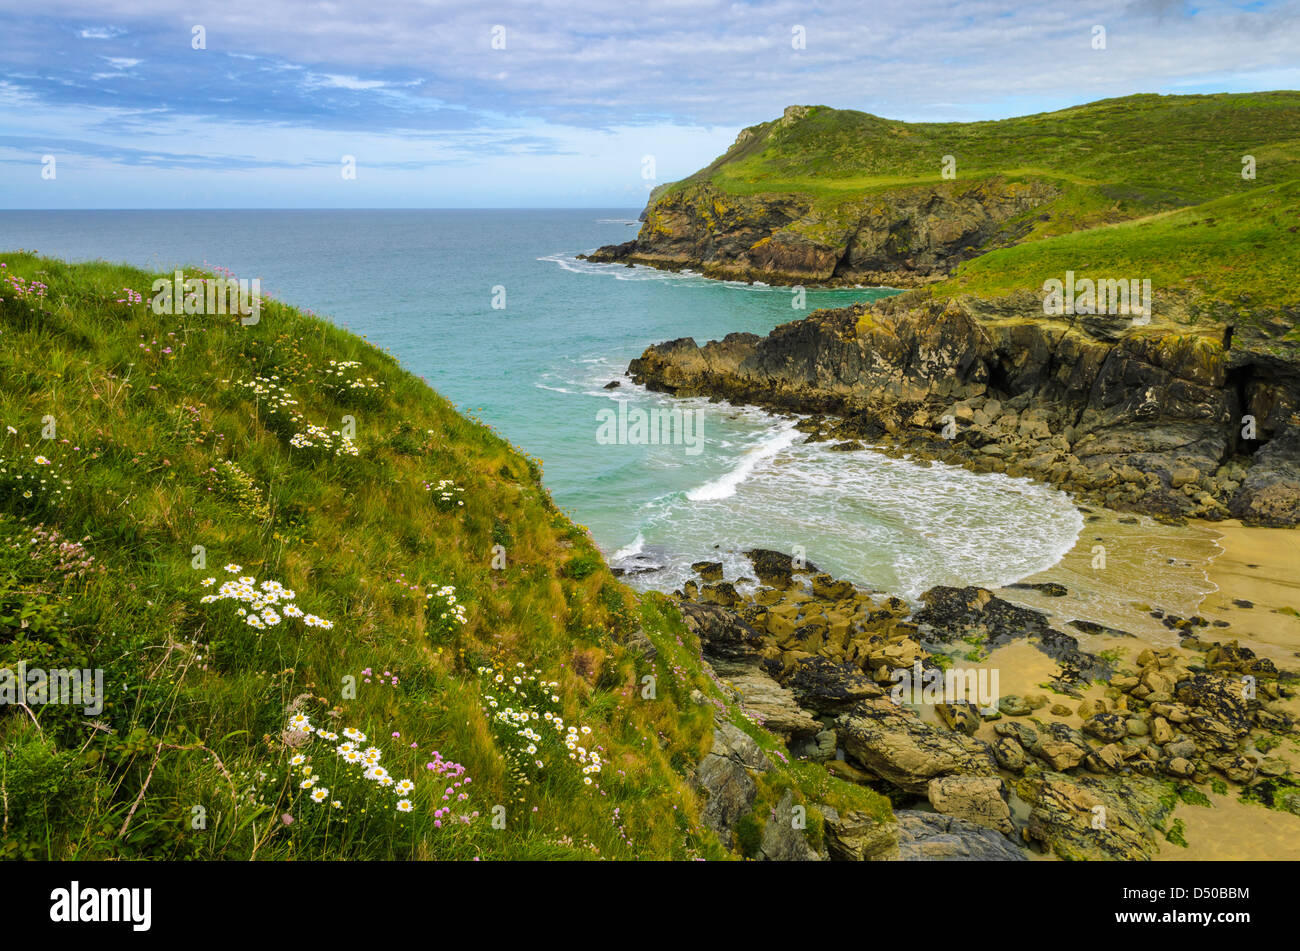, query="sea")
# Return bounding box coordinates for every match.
[0,209,1083,599]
